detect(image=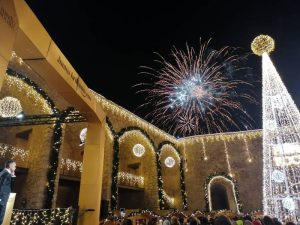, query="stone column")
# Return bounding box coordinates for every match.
[0,0,18,90]
[19,125,53,208]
